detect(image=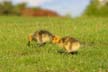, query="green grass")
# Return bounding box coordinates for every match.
[0,16,108,72]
